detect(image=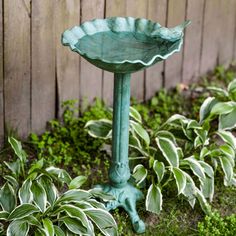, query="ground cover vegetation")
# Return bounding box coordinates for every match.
[0,64,236,235]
